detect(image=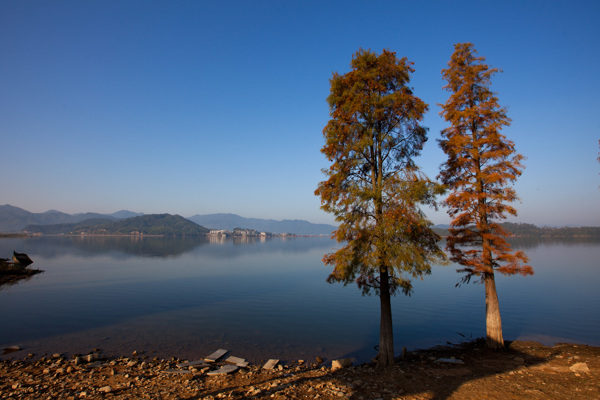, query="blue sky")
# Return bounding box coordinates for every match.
[1,0,598,226]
